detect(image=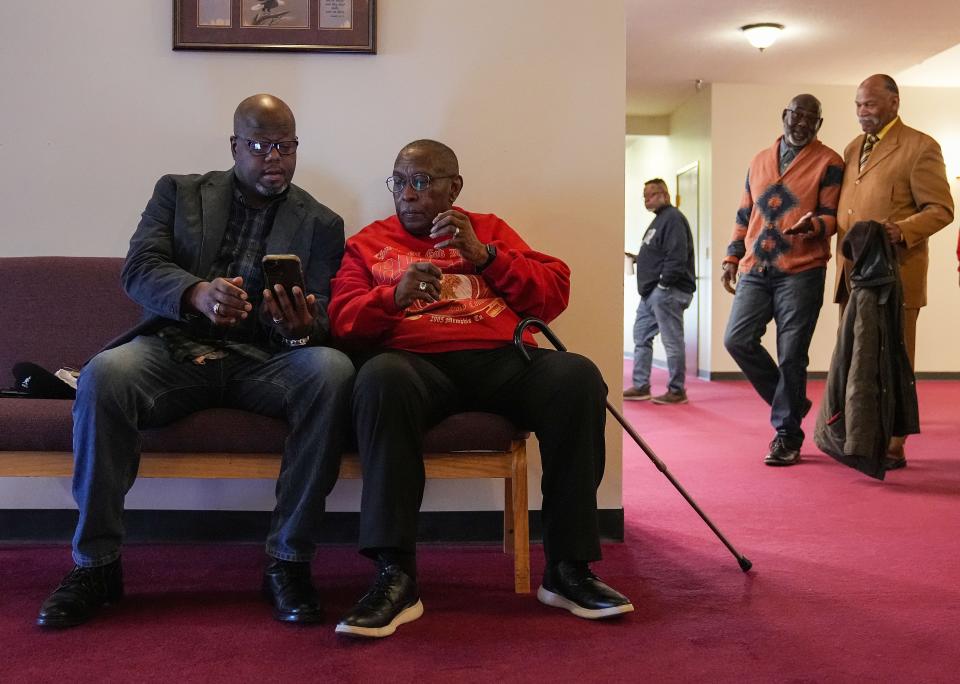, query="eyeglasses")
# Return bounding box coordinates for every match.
[783,108,821,124]
[235,136,299,156]
[386,173,456,194]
